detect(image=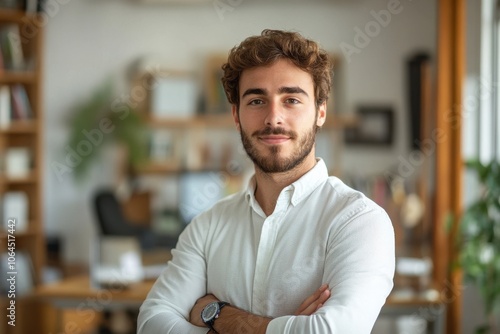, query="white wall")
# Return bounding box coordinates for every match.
[42,0,436,263]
